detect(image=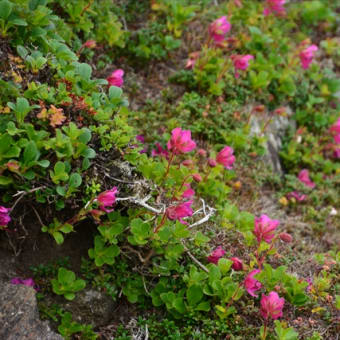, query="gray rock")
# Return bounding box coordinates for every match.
[0,281,63,340]
[250,107,294,174]
[63,288,116,326]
